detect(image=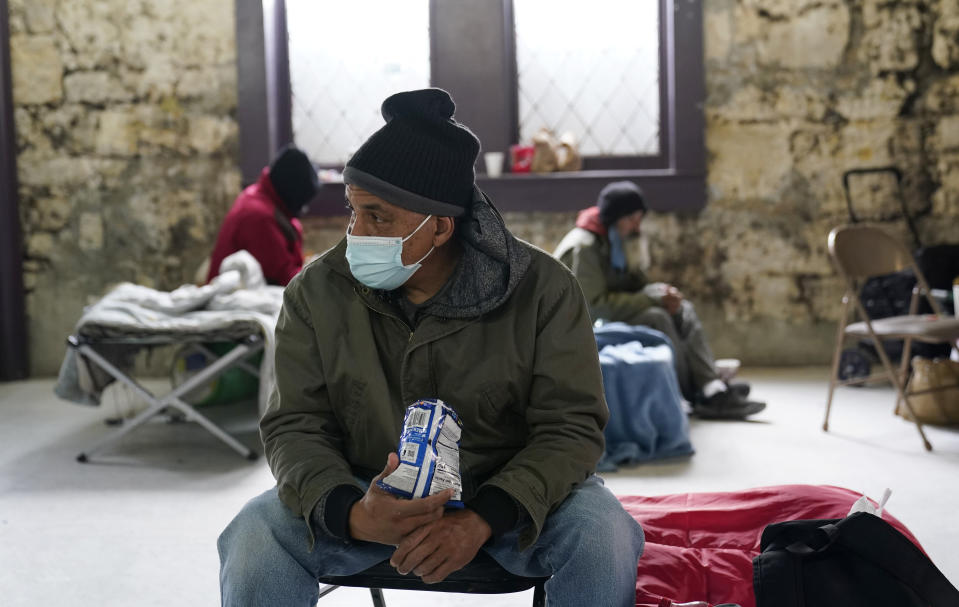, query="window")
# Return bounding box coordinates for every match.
[238,0,705,213]
[514,0,661,157]
[286,1,431,165]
